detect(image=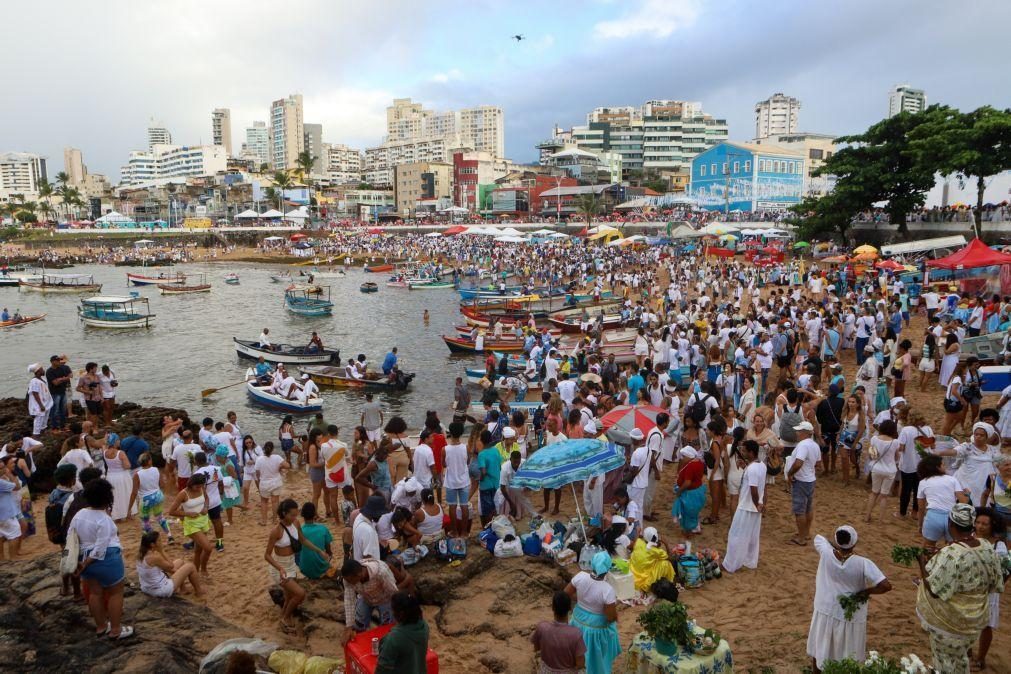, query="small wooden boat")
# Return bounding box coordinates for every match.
[960,332,1004,362]
[386,280,410,288]
[0,313,46,329]
[127,272,185,286]
[548,312,624,333]
[159,272,211,295]
[409,281,454,290]
[299,365,416,391]
[20,273,102,294]
[246,382,322,413]
[224,273,240,285]
[269,273,293,283]
[360,282,379,293]
[0,276,23,287]
[453,325,560,339]
[78,296,155,329]
[442,335,526,354]
[364,264,394,273]
[285,287,333,316]
[465,368,542,390]
[234,338,340,364]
